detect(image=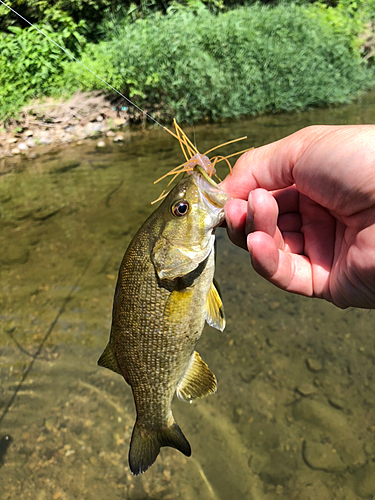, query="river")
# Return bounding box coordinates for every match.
[1,91,375,499]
